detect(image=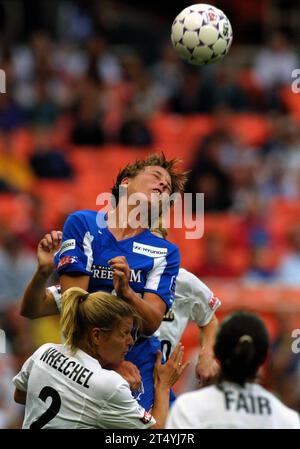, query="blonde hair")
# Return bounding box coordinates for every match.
[60,287,142,354]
